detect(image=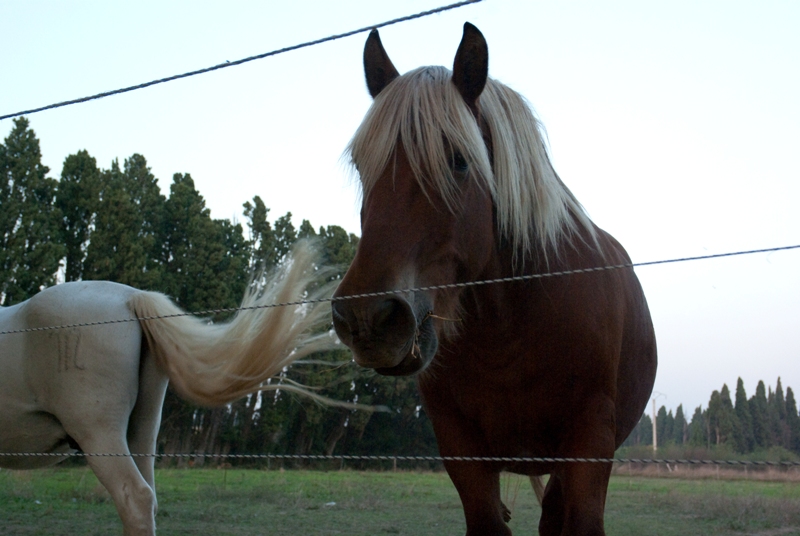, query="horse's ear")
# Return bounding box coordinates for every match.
[452,22,488,113]
[364,29,400,98]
